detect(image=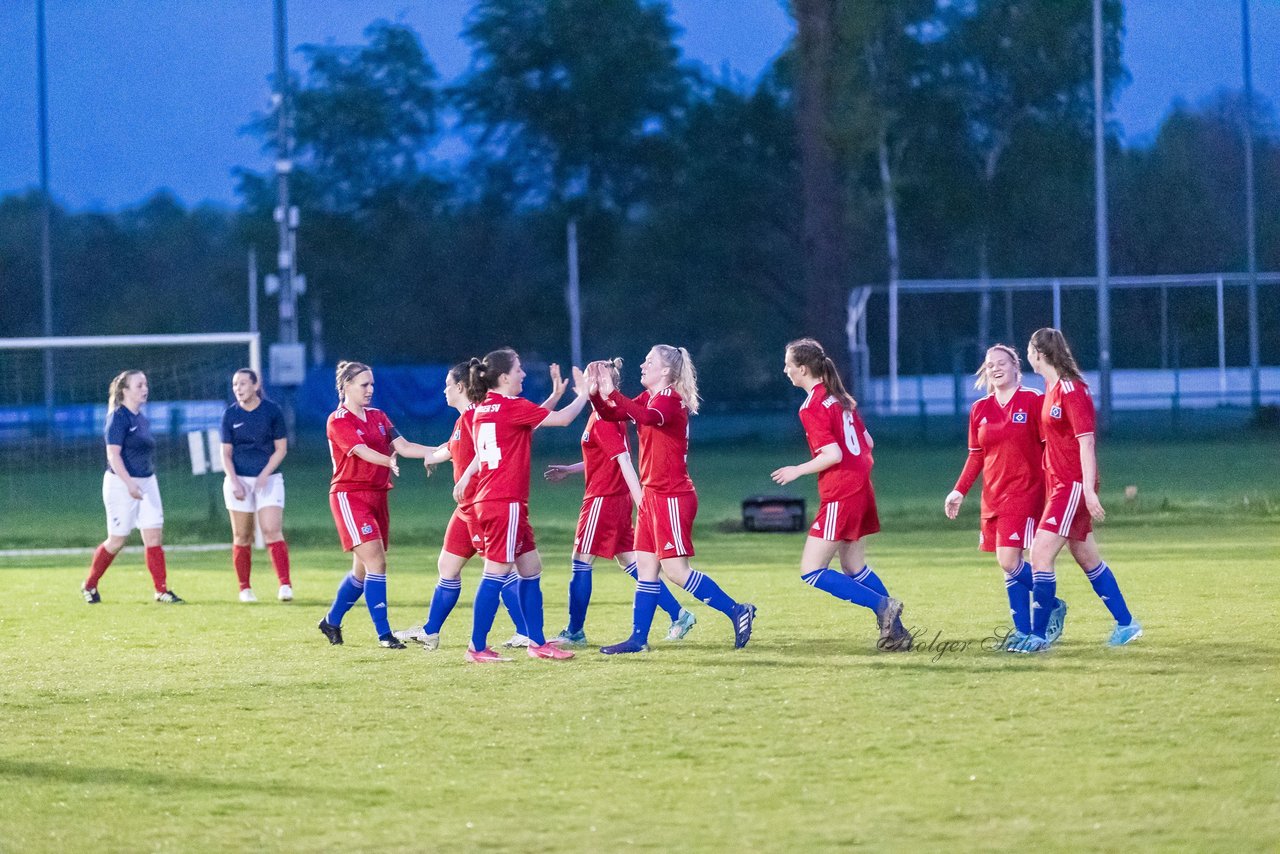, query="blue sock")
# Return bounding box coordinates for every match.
[568,559,593,633]
[802,568,885,612]
[325,572,364,626]
[518,573,546,645]
[1084,562,1133,626]
[682,569,738,618]
[851,565,891,598]
[622,561,682,620]
[501,571,528,636]
[424,576,463,634]
[470,572,505,651]
[1005,565,1032,634]
[1030,569,1057,638]
[631,580,661,643]
[364,572,390,636]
